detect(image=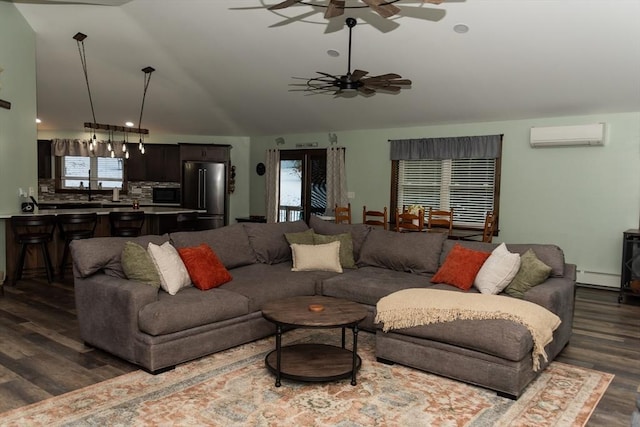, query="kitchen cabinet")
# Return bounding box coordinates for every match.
[126,144,180,182]
[37,139,52,179]
[179,143,231,163]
